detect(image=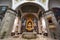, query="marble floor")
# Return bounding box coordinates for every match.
[0,34,58,40]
